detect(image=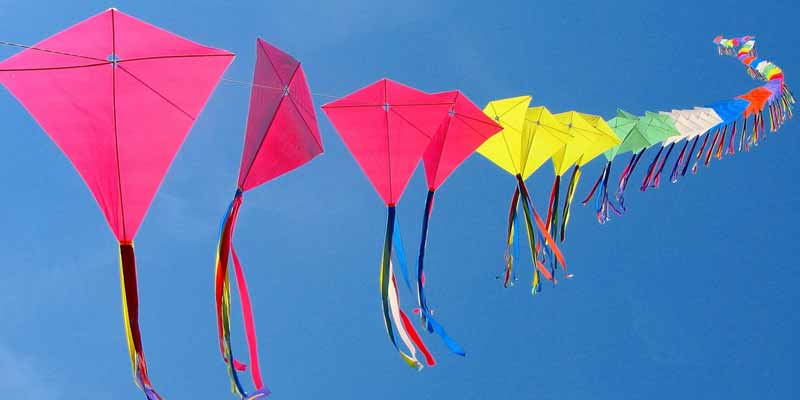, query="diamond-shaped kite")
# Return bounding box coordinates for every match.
[214,38,322,399]
[0,9,233,399]
[416,90,501,356]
